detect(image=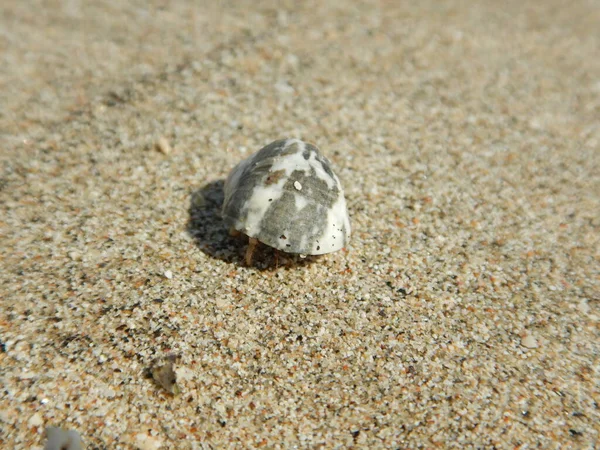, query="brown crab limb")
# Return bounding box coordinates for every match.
[245,237,259,266]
